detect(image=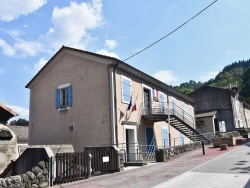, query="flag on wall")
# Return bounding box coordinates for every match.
[131,102,136,112]
[127,96,132,110]
[131,94,138,112]
[119,109,125,121]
